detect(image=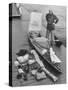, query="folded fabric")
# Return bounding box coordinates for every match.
[18,68,24,74]
[17,54,29,63]
[28,59,36,65]
[41,49,47,55]
[14,60,19,66]
[36,71,46,80]
[50,47,61,63]
[31,70,37,75]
